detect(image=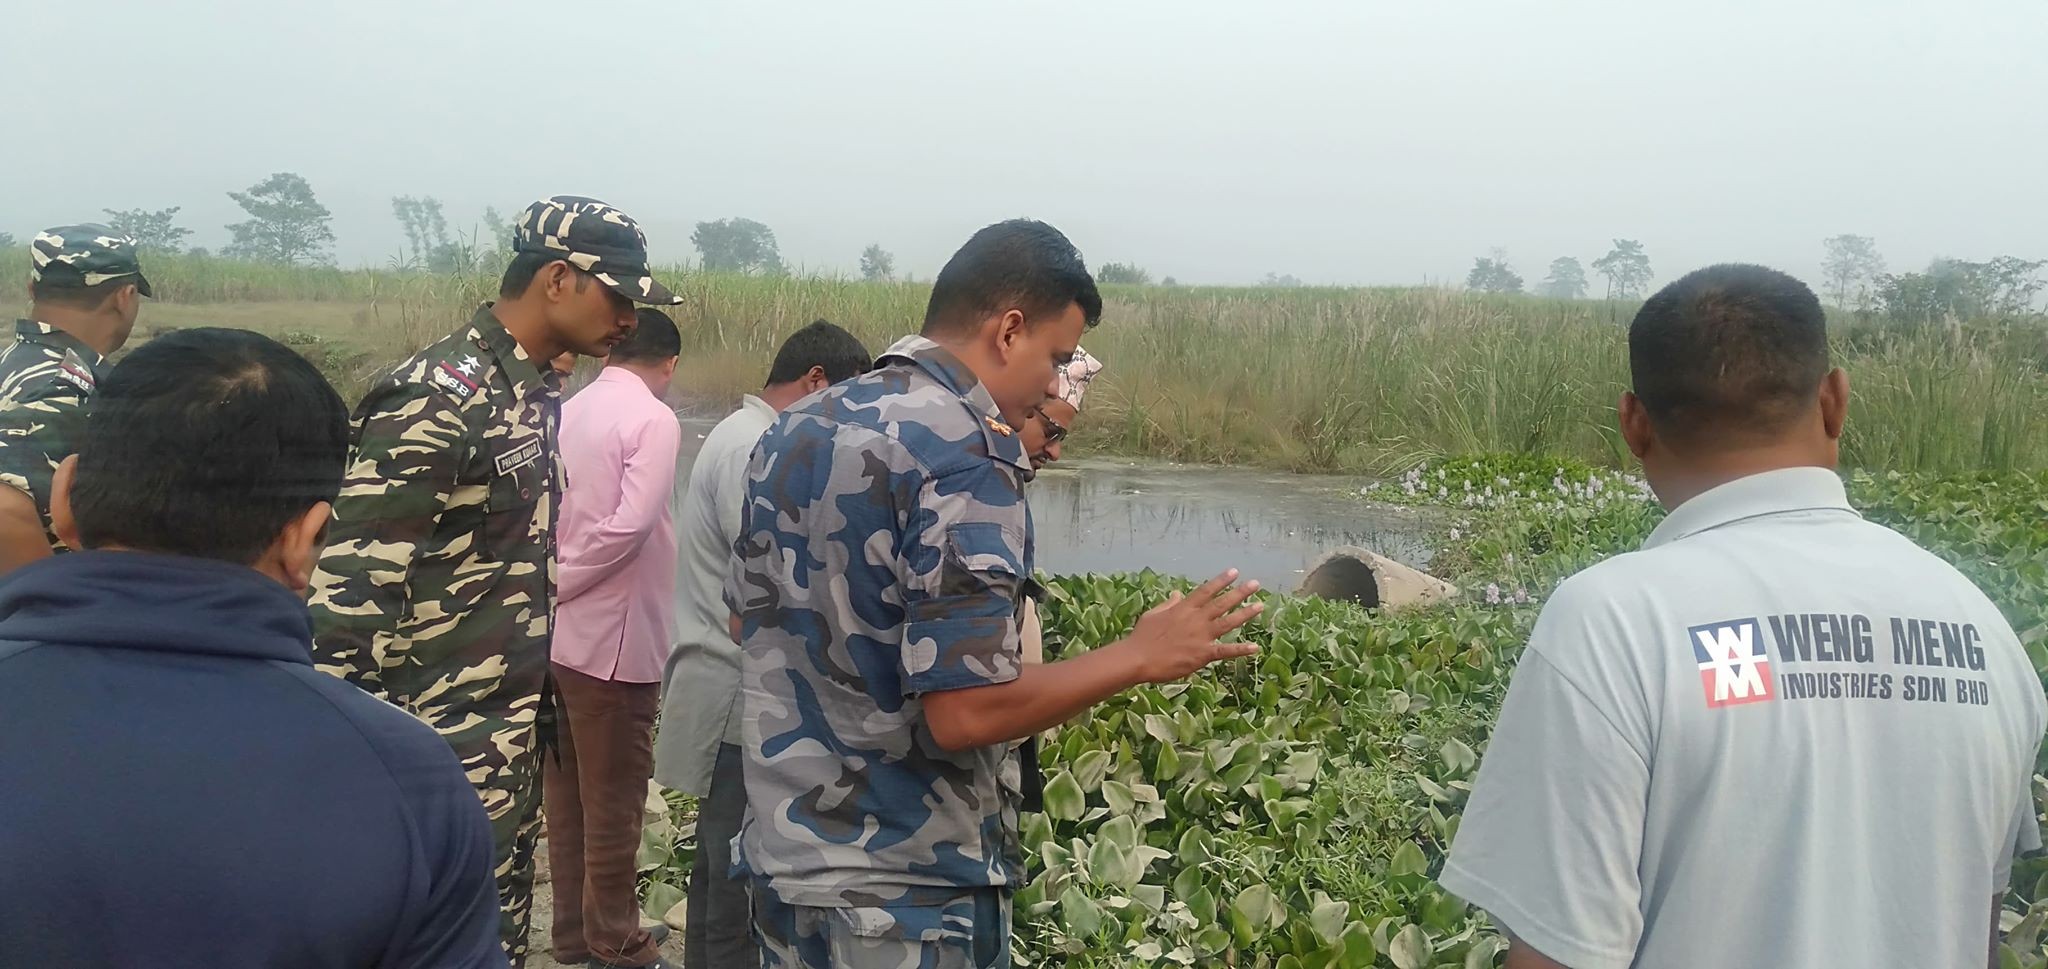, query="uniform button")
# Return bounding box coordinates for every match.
[520,487,533,501]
